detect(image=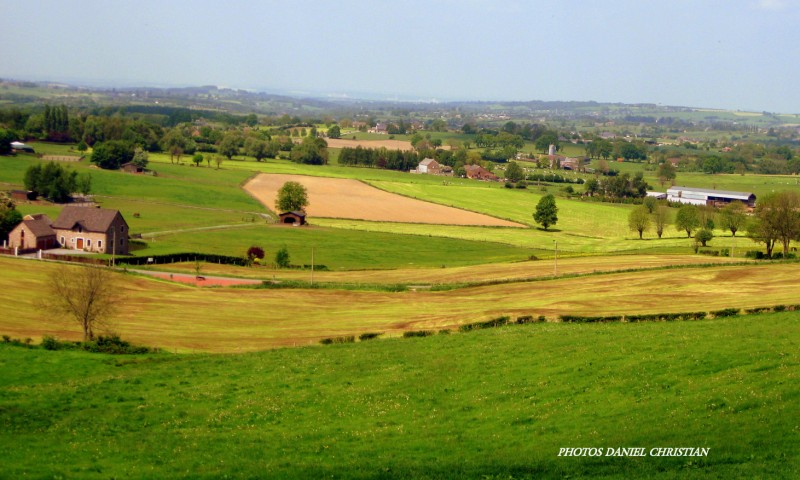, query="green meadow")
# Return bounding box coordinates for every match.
[1,312,798,479]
